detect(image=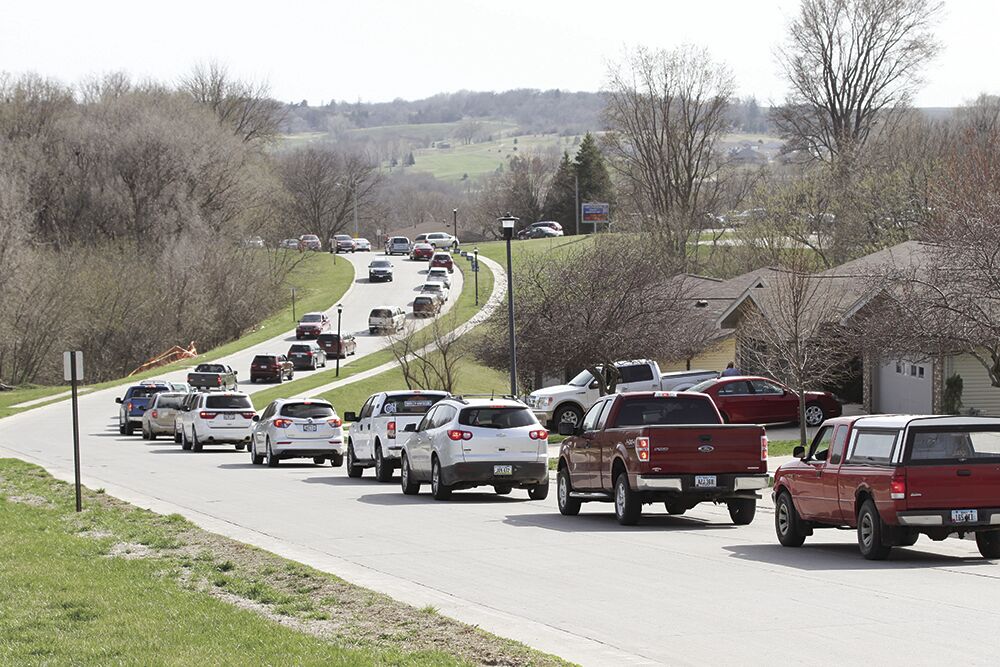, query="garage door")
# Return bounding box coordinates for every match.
[875,360,932,414]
